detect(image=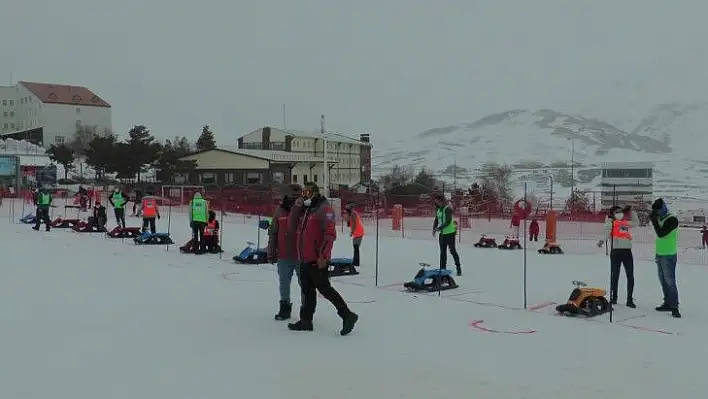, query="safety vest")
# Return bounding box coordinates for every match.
[205,220,218,236]
[191,198,207,222]
[436,206,457,235]
[38,192,51,206]
[142,198,158,218]
[611,220,632,240]
[111,192,126,208]
[656,214,678,256]
[351,212,364,238]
